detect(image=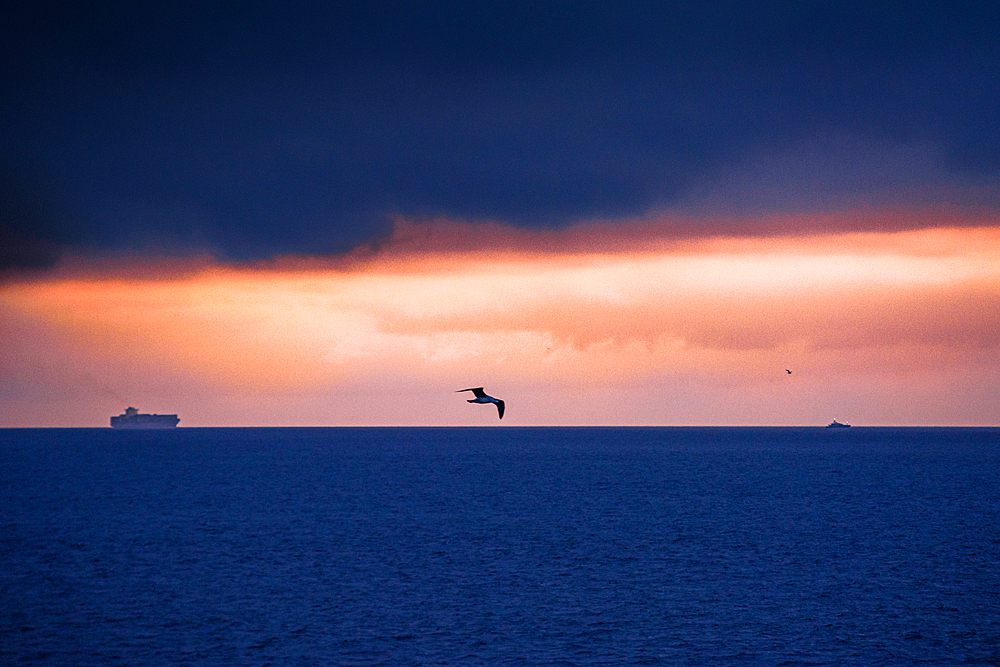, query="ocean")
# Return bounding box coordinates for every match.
[2,427,999,666]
